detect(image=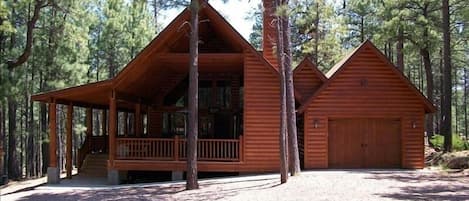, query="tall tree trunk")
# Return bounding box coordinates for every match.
[313,2,319,65]
[275,0,288,184]
[464,68,468,149]
[360,16,364,42]
[0,101,4,179]
[421,48,434,145]
[441,0,452,152]
[420,4,434,146]
[396,27,404,72]
[186,0,199,190]
[7,95,20,179]
[282,0,300,176]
